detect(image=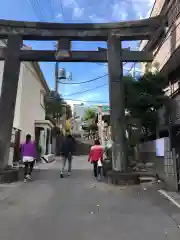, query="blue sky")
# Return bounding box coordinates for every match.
[0,0,155,106]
